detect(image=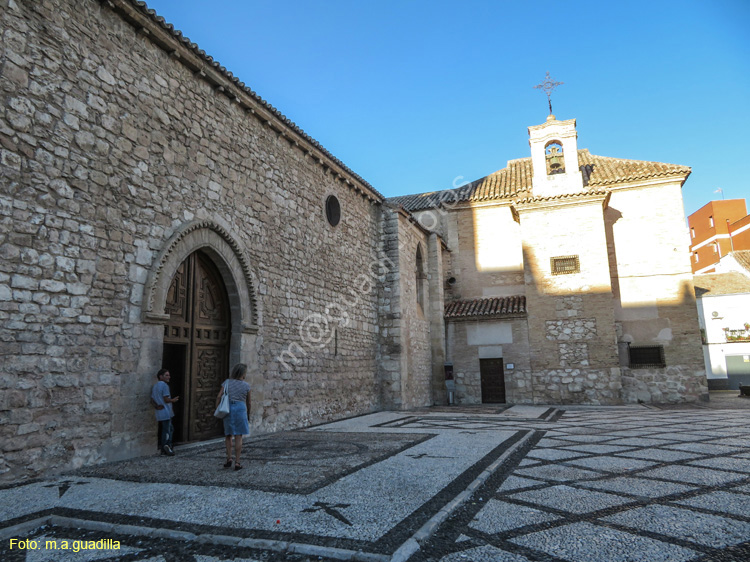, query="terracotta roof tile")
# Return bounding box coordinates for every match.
[694,273,750,297]
[389,150,691,212]
[578,150,691,187]
[729,250,750,273]
[444,296,526,319]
